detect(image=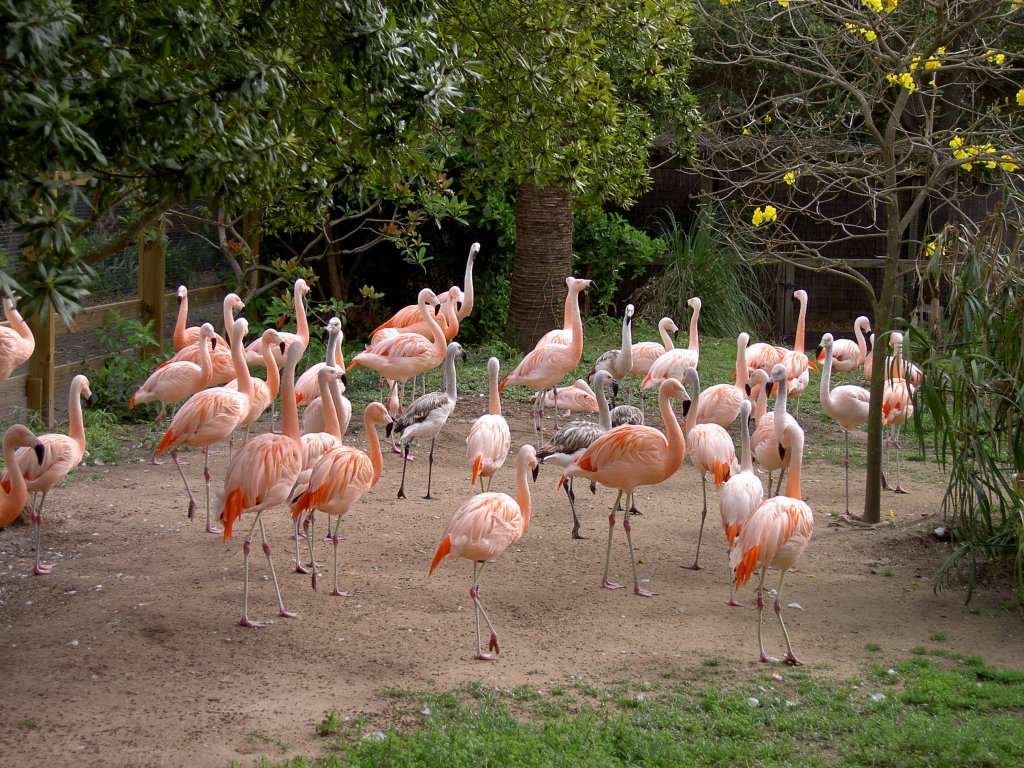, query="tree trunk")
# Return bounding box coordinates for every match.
[506,184,574,351]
